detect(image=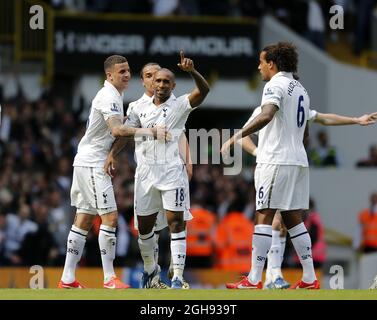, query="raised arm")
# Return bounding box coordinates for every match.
[314,111,377,126]
[177,51,210,108]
